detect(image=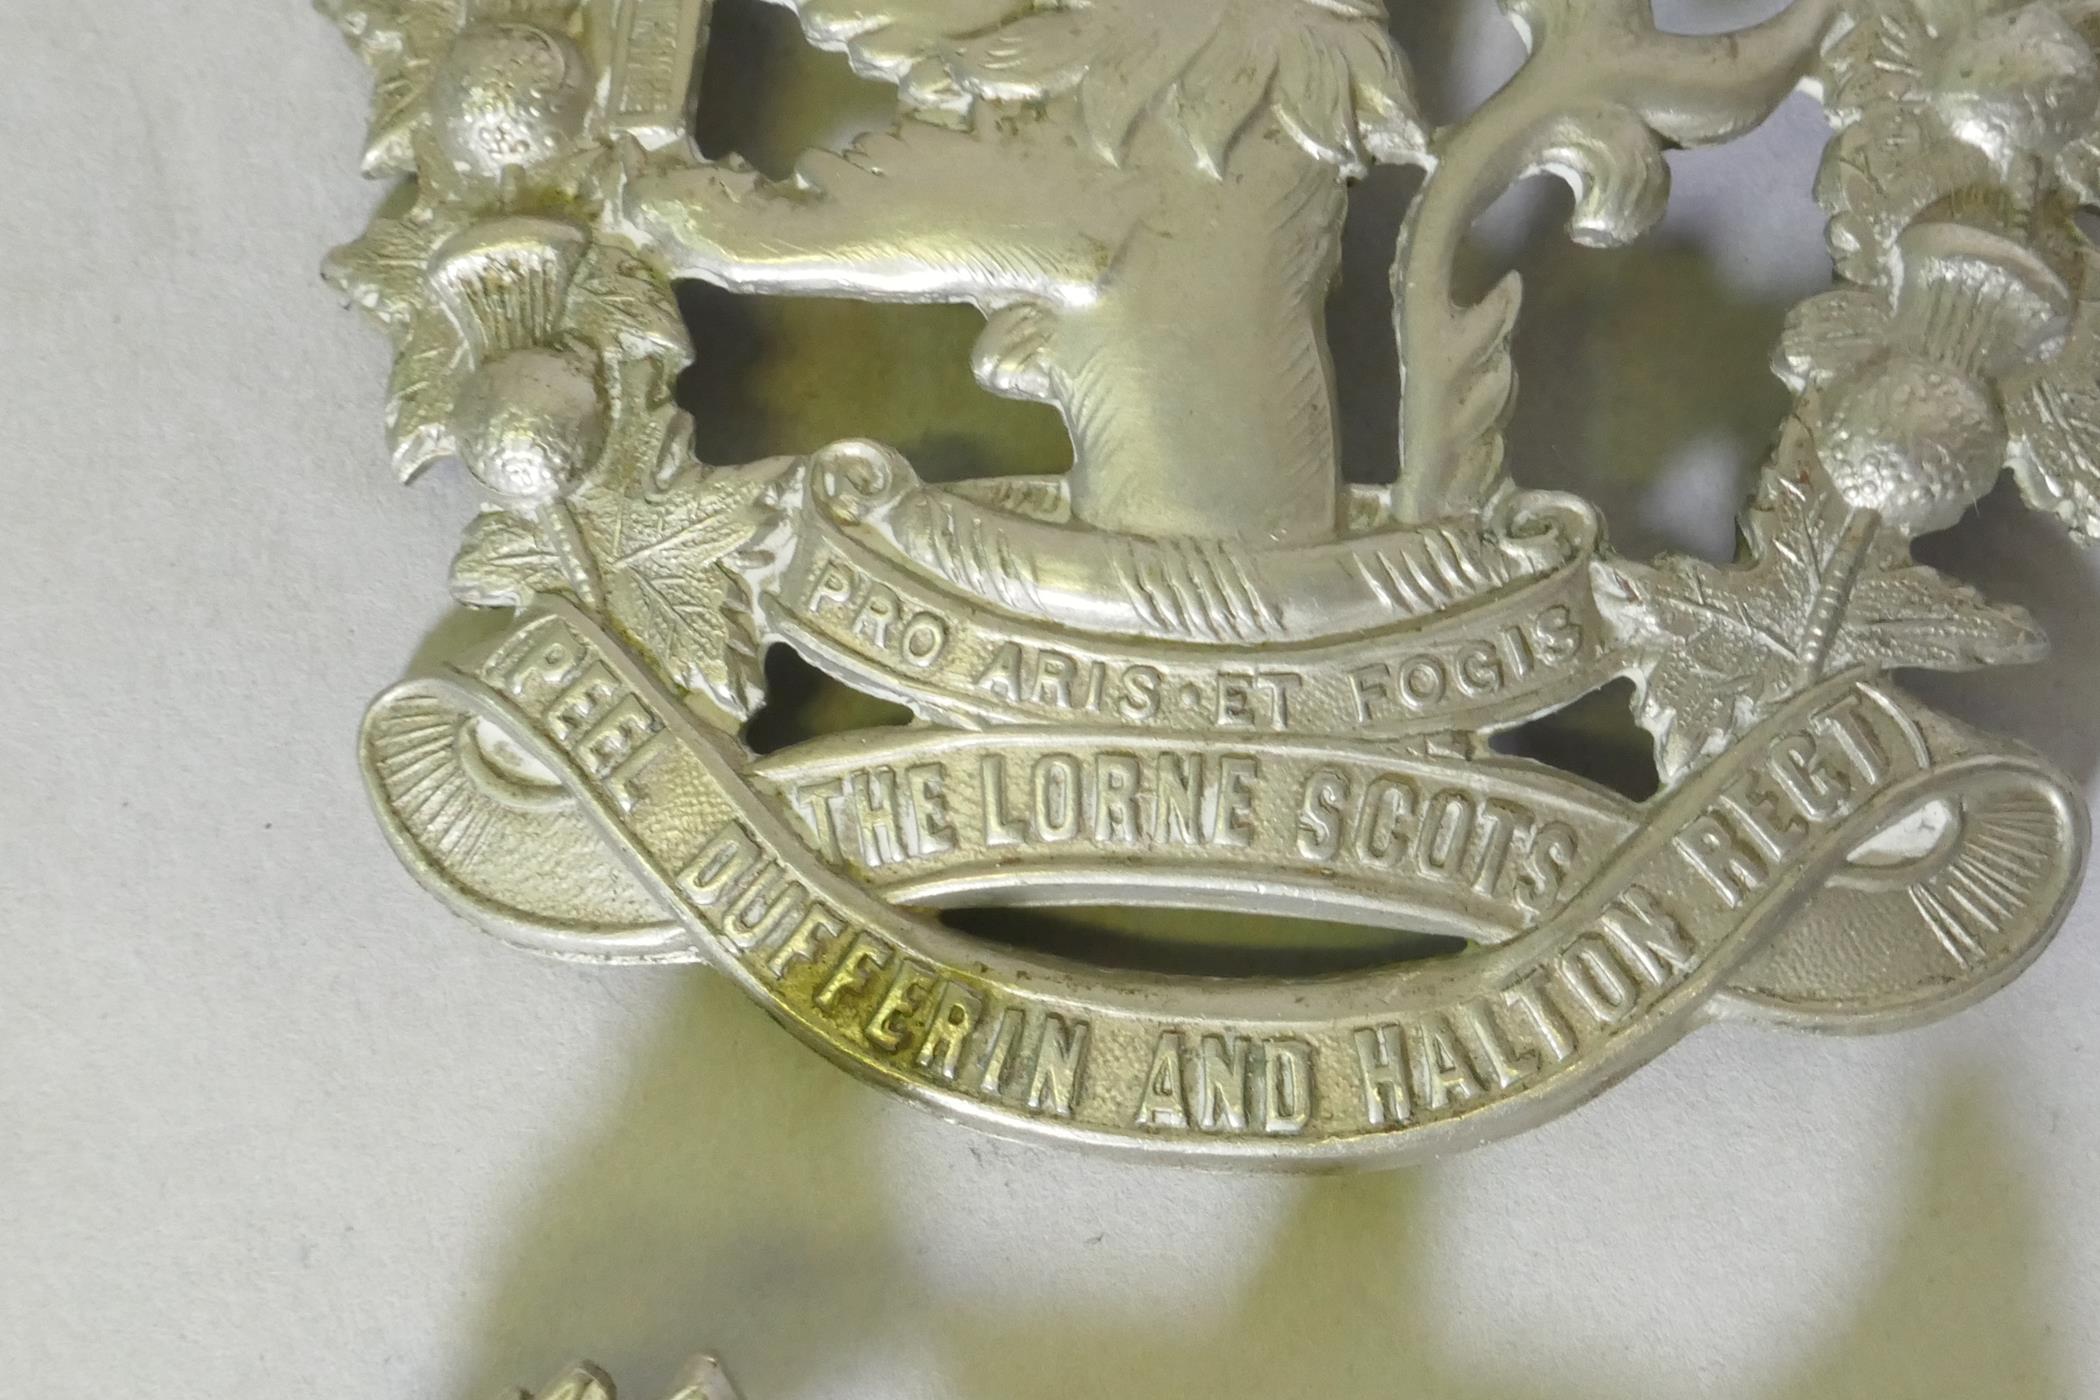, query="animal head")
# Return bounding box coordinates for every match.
[768,0,1425,175]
